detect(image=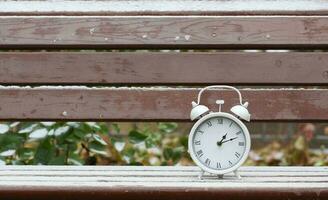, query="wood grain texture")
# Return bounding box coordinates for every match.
[1,0,328,16]
[1,52,328,85]
[2,16,328,49]
[0,88,326,121]
[0,166,326,200]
